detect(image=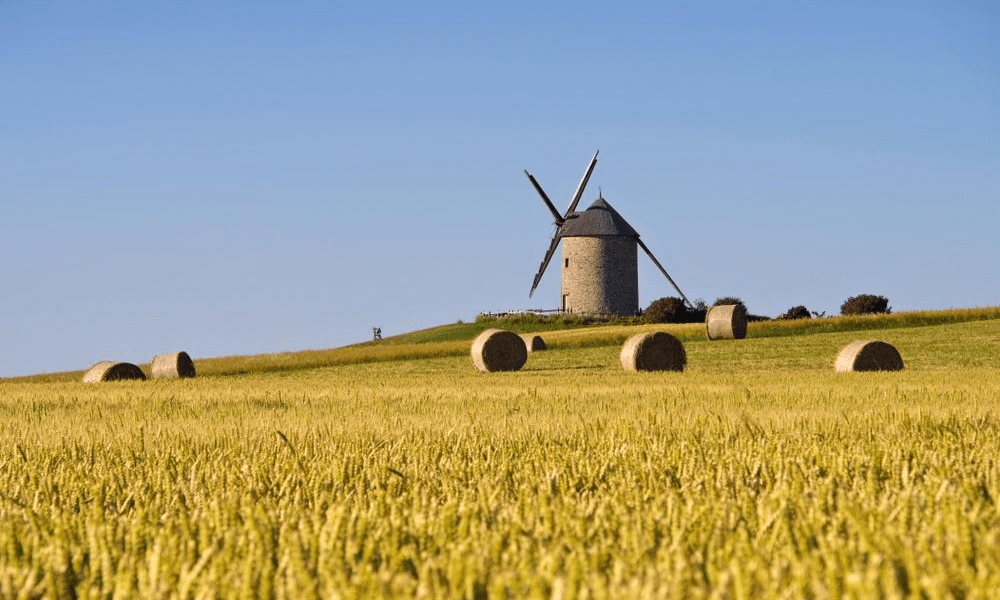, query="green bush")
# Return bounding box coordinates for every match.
[712,296,771,322]
[713,296,748,313]
[644,297,690,324]
[688,299,708,324]
[779,305,812,320]
[841,294,891,316]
